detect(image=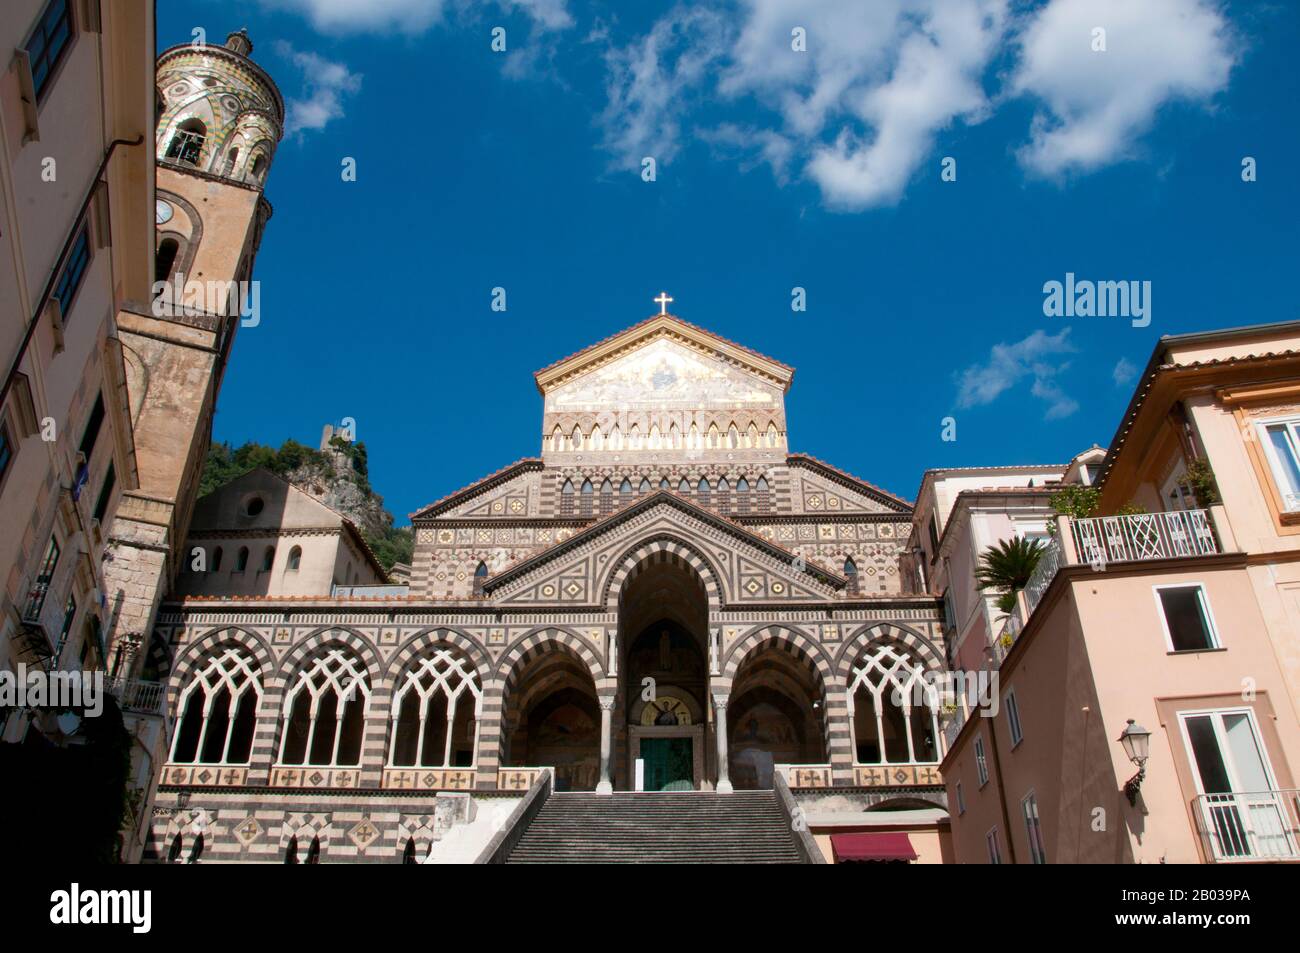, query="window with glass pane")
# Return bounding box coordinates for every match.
[25,0,74,102]
[53,224,91,319]
[974,736,989,786]
[986,828,1002,864]
[1006,691,1023,746]
[1261,421,1300,512]
[24,536,60,621]
[1023,791,1047,863]
[1182,709,1292,860]
[0,420,12,482]
[1157,585,1217,651]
